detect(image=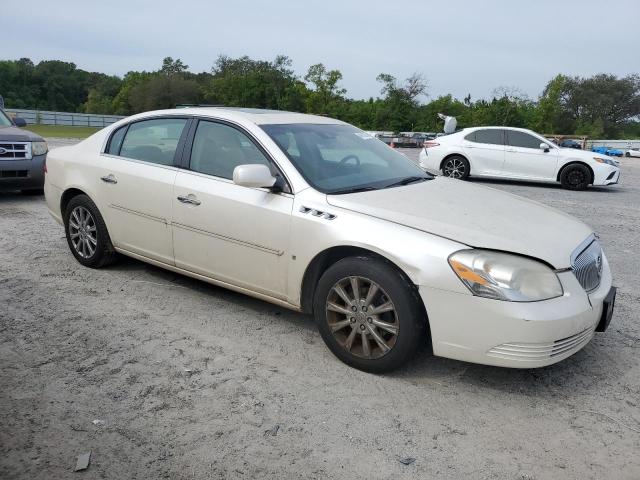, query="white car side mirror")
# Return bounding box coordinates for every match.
[540,143,550,152]
[233,164,277,189]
